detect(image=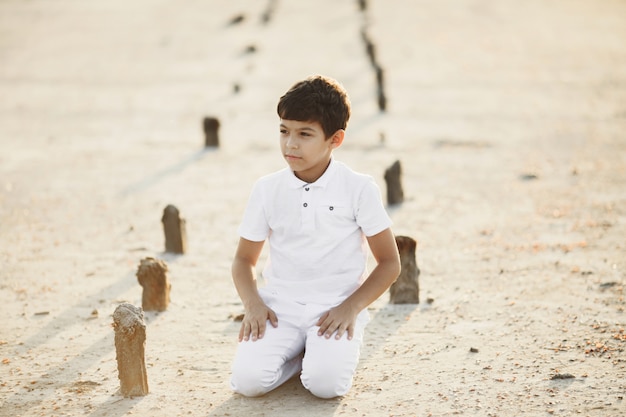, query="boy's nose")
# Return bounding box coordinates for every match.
[286,136,298,149]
